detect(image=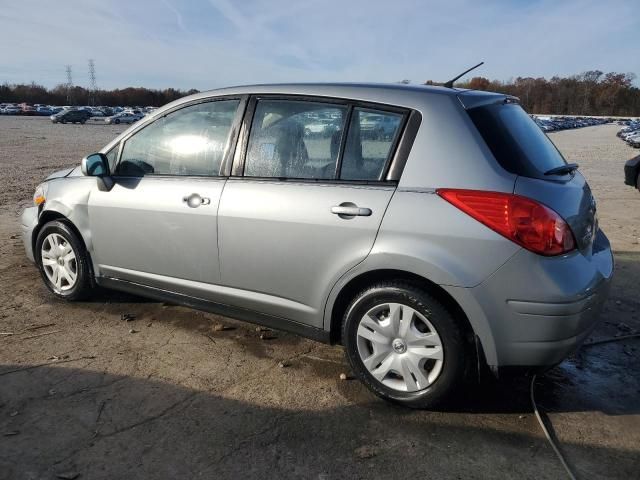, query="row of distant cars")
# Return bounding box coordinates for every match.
[532,115,609,132]
[618,121,640,191]
[0,103,157,125]
[617,120,640,148]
